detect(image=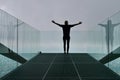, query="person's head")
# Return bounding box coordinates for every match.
[64,20,68,25]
